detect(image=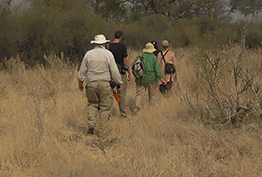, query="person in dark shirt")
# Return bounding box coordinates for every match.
[151,40,161,57]
[108,30,131,118]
